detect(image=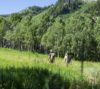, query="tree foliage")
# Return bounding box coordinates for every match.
[0,0,100,61]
